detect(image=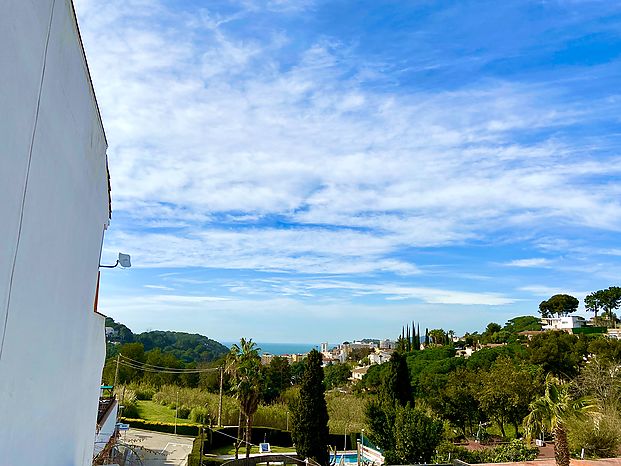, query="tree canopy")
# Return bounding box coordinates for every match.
[539,294,579,318]
[290,349,329,466]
